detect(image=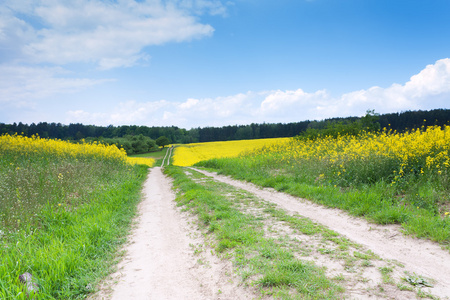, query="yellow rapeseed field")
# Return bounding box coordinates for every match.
[127,156,156,167]
[1,134,127,161]
[0,134,155,166]
[173,138,290,166]
[257,125,450,183]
